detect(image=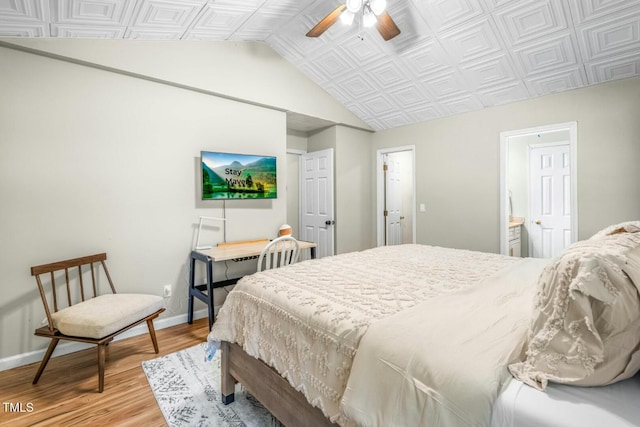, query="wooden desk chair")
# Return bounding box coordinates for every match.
[257,236,300,272]
[31,253,165,392]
